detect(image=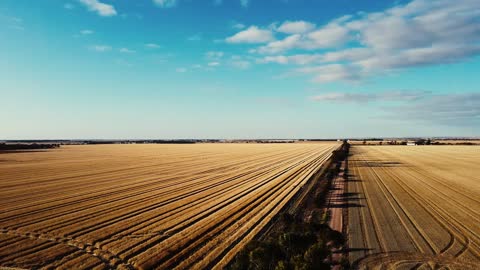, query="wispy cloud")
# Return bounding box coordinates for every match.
[386,93,480,125]
[311,90,431,103]
[226,26,274,44]
[1,14,24,30]
[80,29,94,35]
[145,43,161,49]
[298,64,363,83]
[311,90,479,125]
[176,67,187,73]
[208,62,220,67]
[89,45,112,52]
[153,0,178,8]
[258,54,323,65]
[78,0,117,16]
[154,0,248,8]
[232,23,246,29]
[119,47,136,53]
